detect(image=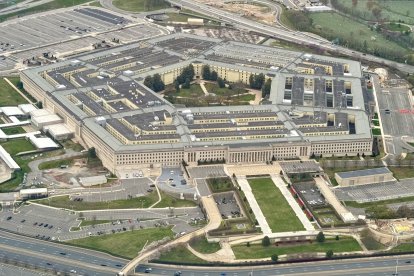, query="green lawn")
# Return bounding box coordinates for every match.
[67,227,174,259]
[390,242,414,253]
[34,193,160,210]
[1,126,26,135]
[388,166,414,180]
[207,177,233,193]
[61,140,84,152]
[233,237,361,259]
[168,84,205,98]
[372,128,382,135]
[38,157,75,170]
[1,139,35,155]
[154,191,197,208]
[0,78,28,106]
[189,236,221,254]
[345,195,414,208]
[157,244,208,264]
[386,23,410,32]
[204,83,247,96]
[112,0,169,12]
[79,220,111,227]
[336,0,414,24]
[248,178,304,232]
[309,12,408,53]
